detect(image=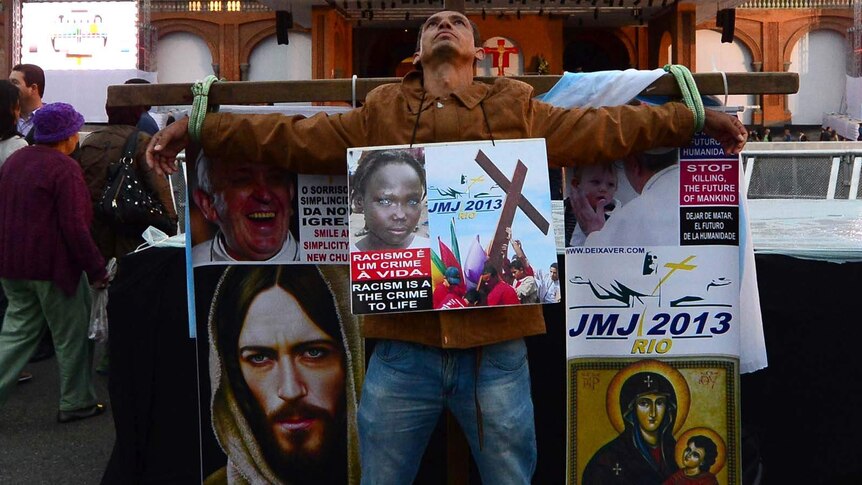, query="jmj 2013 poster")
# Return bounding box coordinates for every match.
[346,139,556,315]
[565,134,742,484]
